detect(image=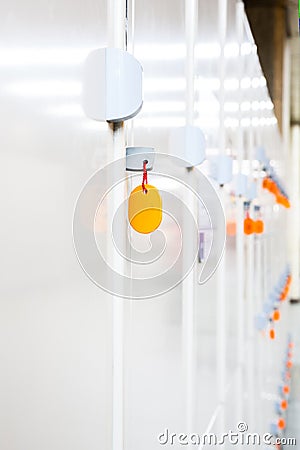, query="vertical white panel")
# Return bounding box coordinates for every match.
[107,2,126,450]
